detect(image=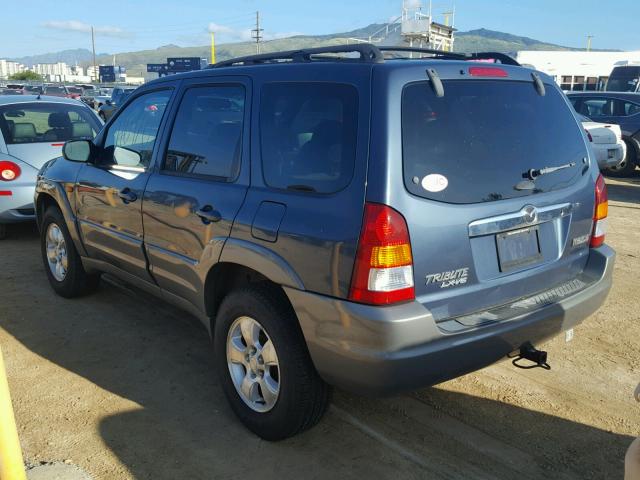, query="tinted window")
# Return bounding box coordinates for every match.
[102,90,171,168]
[163,85,245,180]
[575,98,613,117]
[260,82,358,193]
[606,67,640,92]
[623,101,640,116]
[402,80,587,204]
[0,102,101,144]
[44,86,65,94]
